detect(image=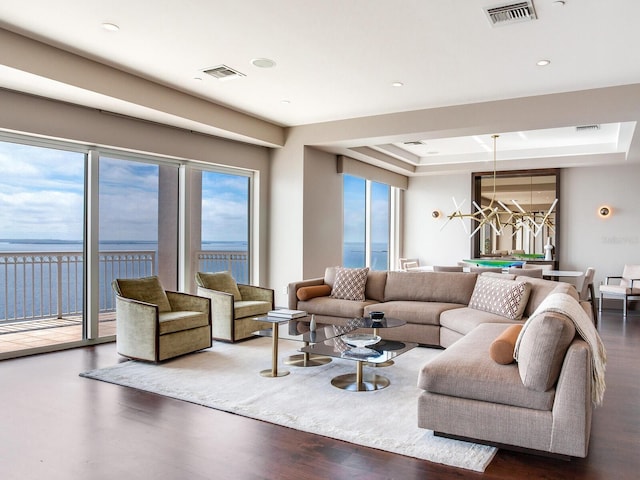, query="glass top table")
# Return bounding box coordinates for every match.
[301,335,417,392]
[253,317,358,377]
